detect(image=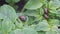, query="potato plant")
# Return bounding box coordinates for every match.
[0,0,60,34]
